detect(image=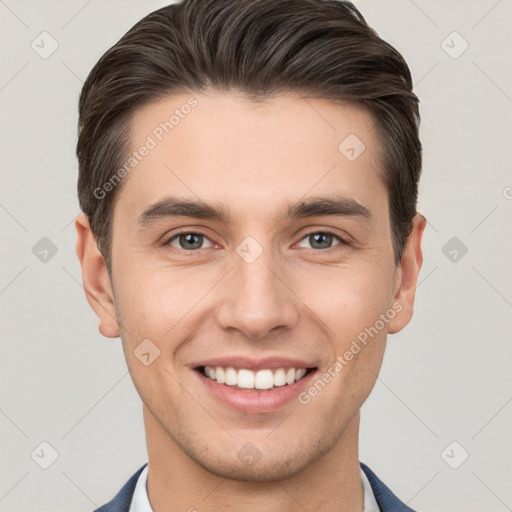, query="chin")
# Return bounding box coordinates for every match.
[187,436,332,483]
[197,454,309,482]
